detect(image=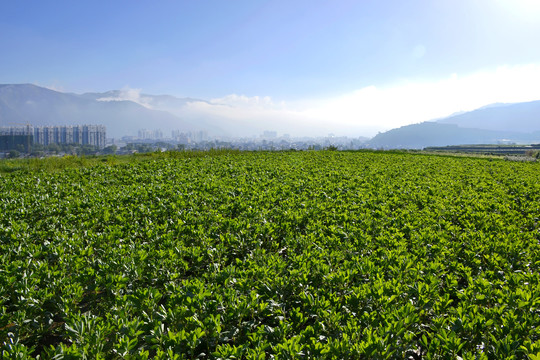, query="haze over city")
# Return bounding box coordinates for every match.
[2,0,540,137]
